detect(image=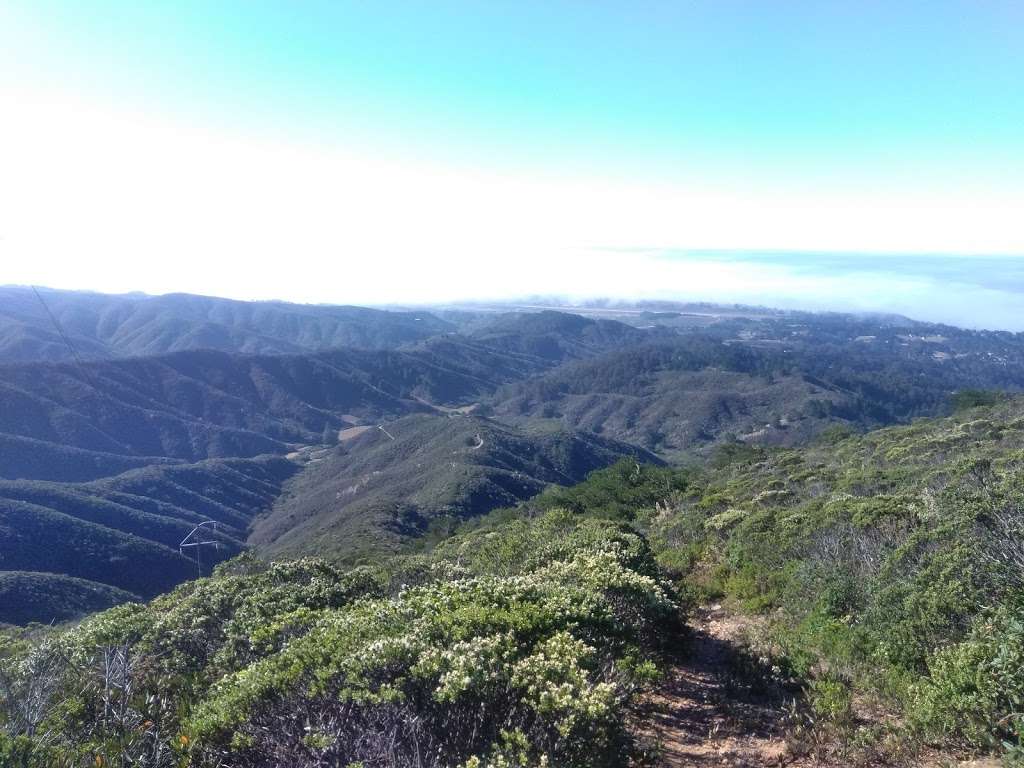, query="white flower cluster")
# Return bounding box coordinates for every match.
[511,631,617,737]
[416,632,516,701]
[189,516,674,762]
